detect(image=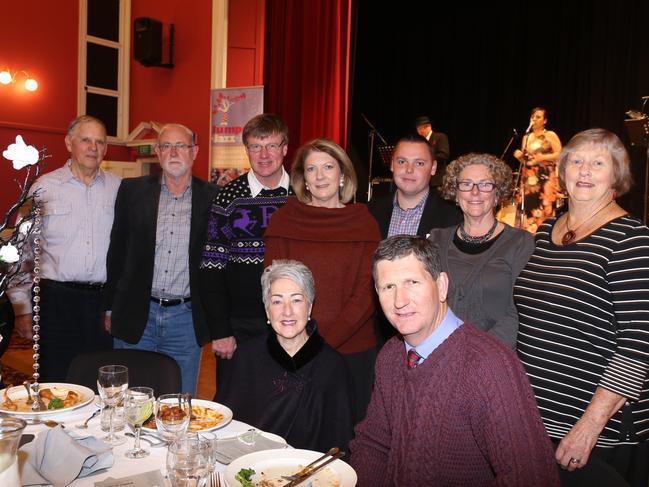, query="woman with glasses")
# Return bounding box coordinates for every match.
[428,153,534,348]
[264,138,381,423]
